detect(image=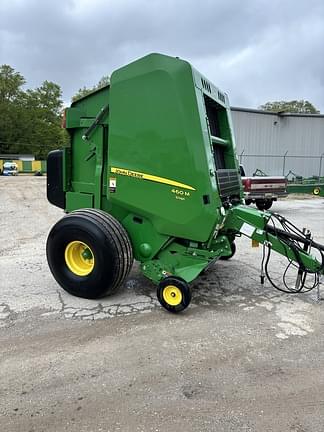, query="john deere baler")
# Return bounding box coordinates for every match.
[47,53,324,312]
